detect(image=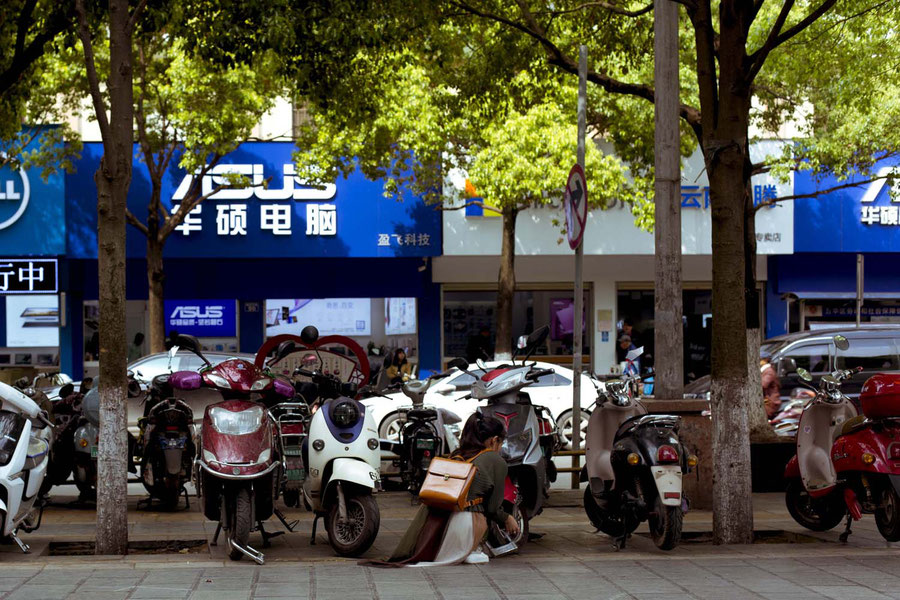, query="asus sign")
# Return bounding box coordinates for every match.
[164,300,236,337]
